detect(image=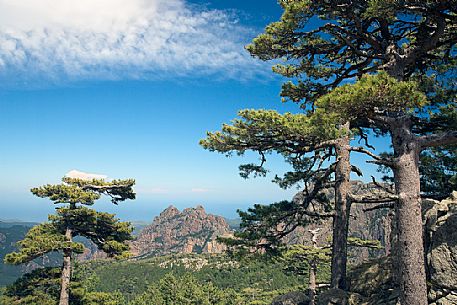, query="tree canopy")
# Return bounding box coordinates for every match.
[5,175,136,305]
[204,1,456,303]
[248,0,457,102]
